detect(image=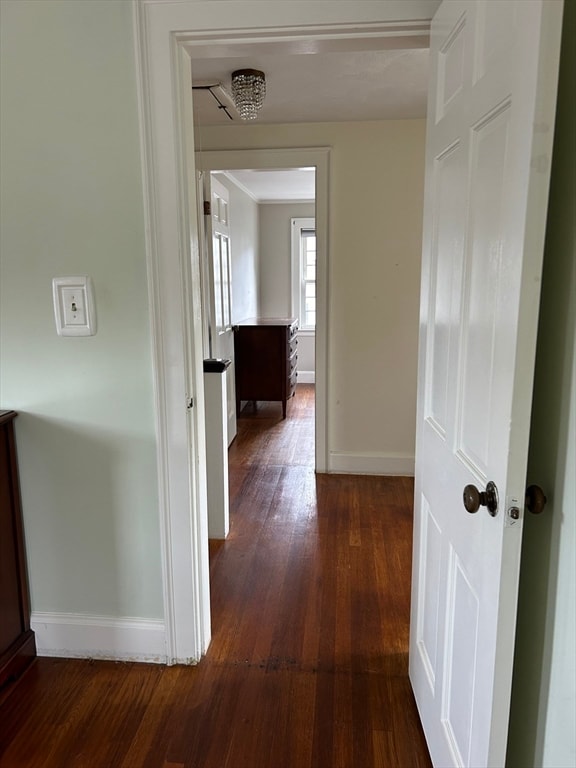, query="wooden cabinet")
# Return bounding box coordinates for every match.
[0,411,36,691]
[234,319,298,419]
